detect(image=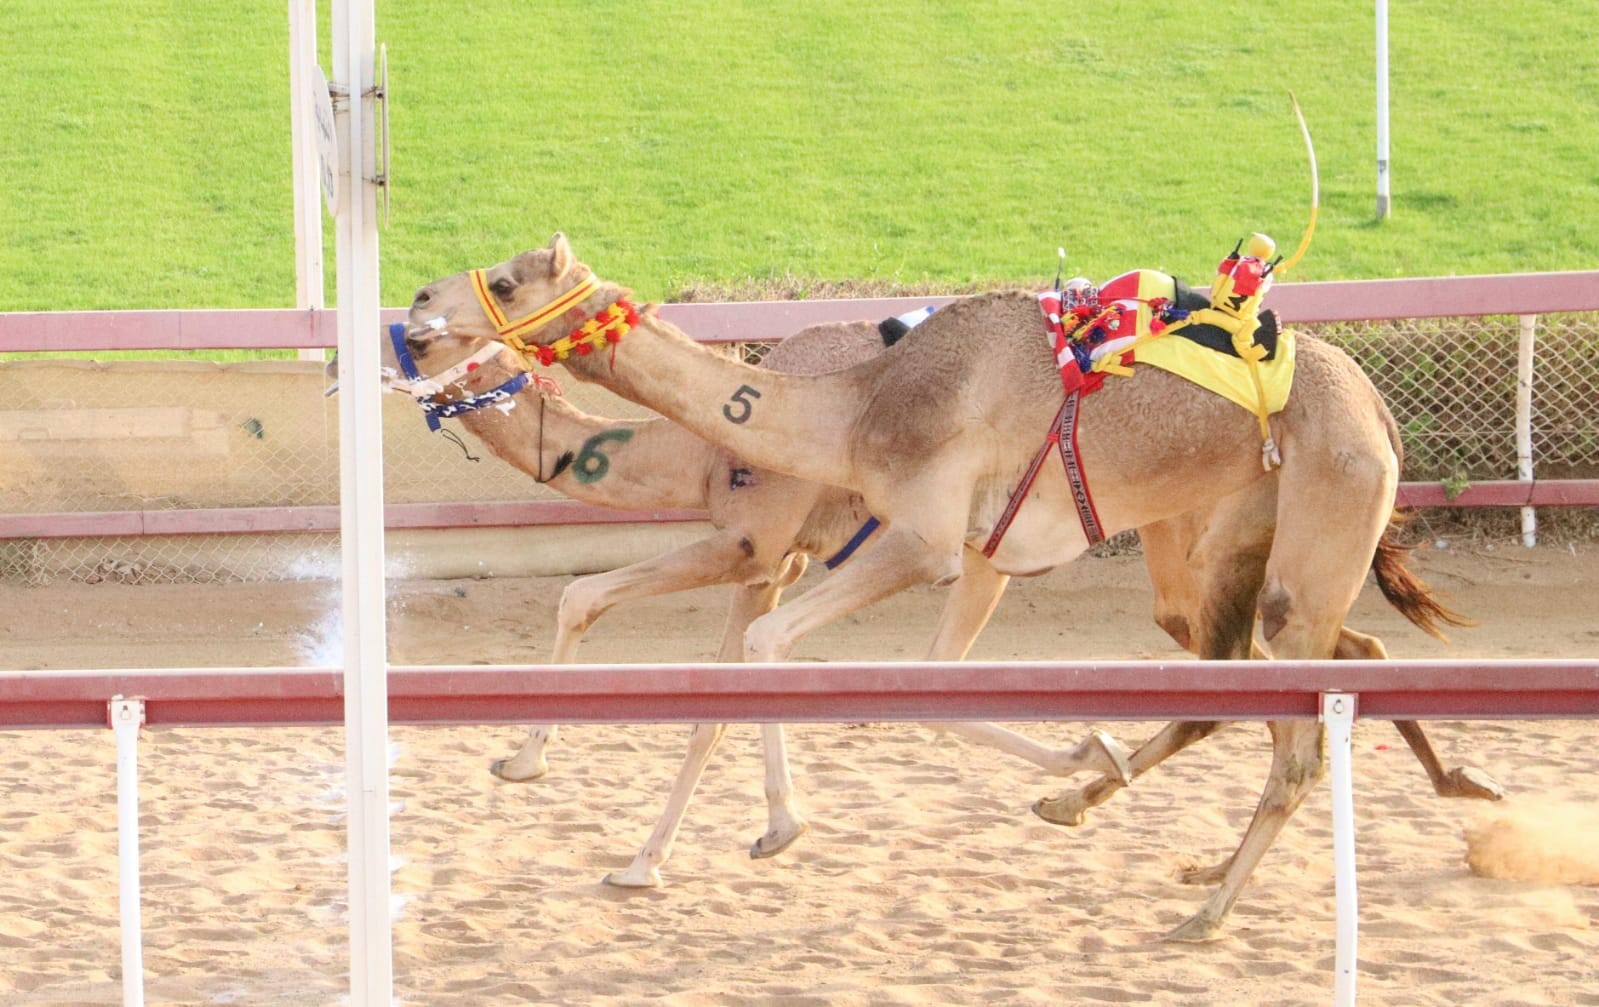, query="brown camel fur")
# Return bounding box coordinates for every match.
[401,234,1475,938]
